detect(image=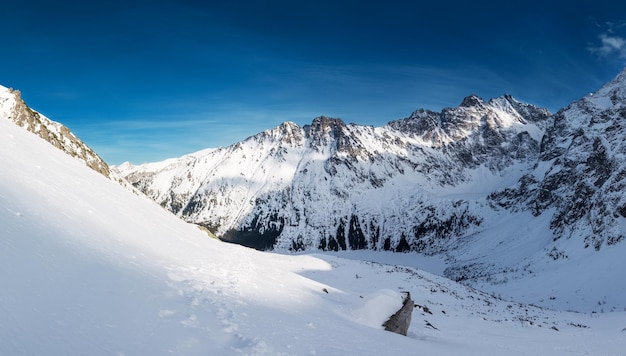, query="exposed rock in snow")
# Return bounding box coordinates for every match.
[0,85,110,177]
[383,291,414,336]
